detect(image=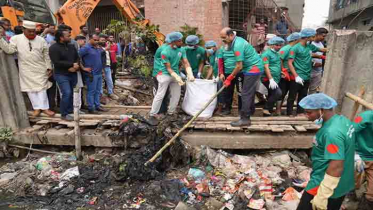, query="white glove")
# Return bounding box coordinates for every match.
[171,72,185,86]
[213,77,219,83]
[180,72,187,80]
[269,79,279,90]
[295,76,304,86]
[355,153,366,173]
[186,67,195,82]
[197,72,201,79]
